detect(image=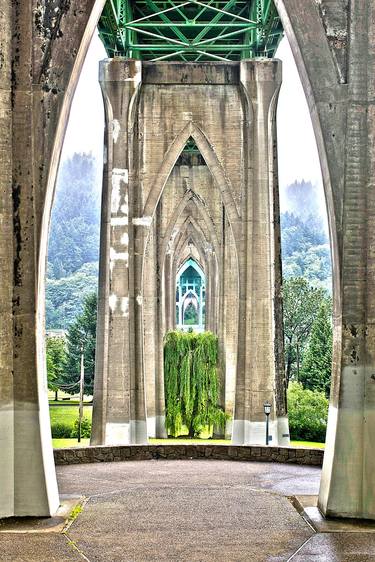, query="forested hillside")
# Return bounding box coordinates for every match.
[46,161,332,329]
[280,180,331,292]
[46,153,101,329]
